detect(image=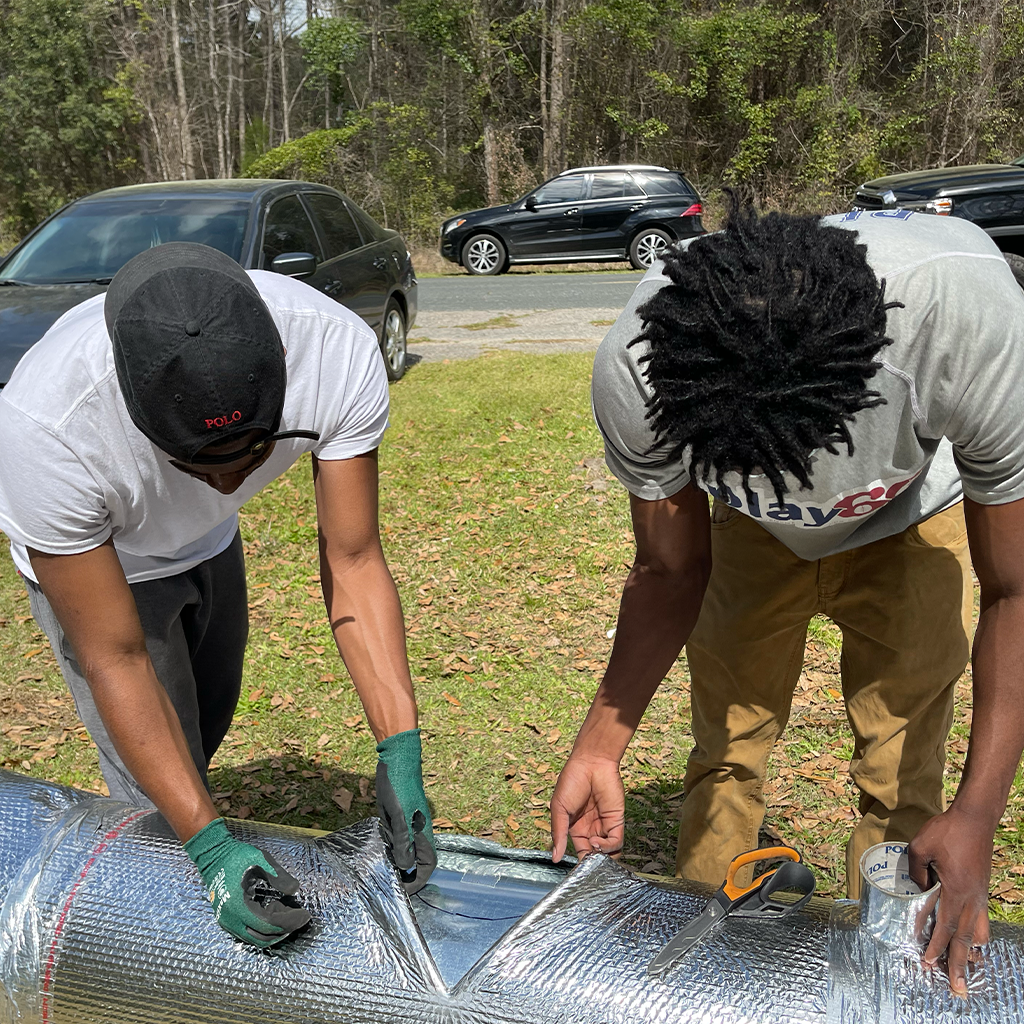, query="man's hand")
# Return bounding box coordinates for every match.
[909,807,993,995]
[550,753,625,862]
[376,728,436,892]
[184,818,311,948]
